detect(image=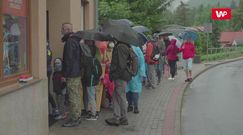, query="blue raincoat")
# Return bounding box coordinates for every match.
[126,46,146,93]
